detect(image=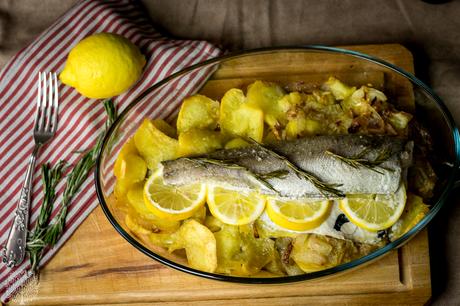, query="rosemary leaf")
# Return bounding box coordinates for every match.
[259,170,289,180]
[248,139,344,198]
[325,147,394,174]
